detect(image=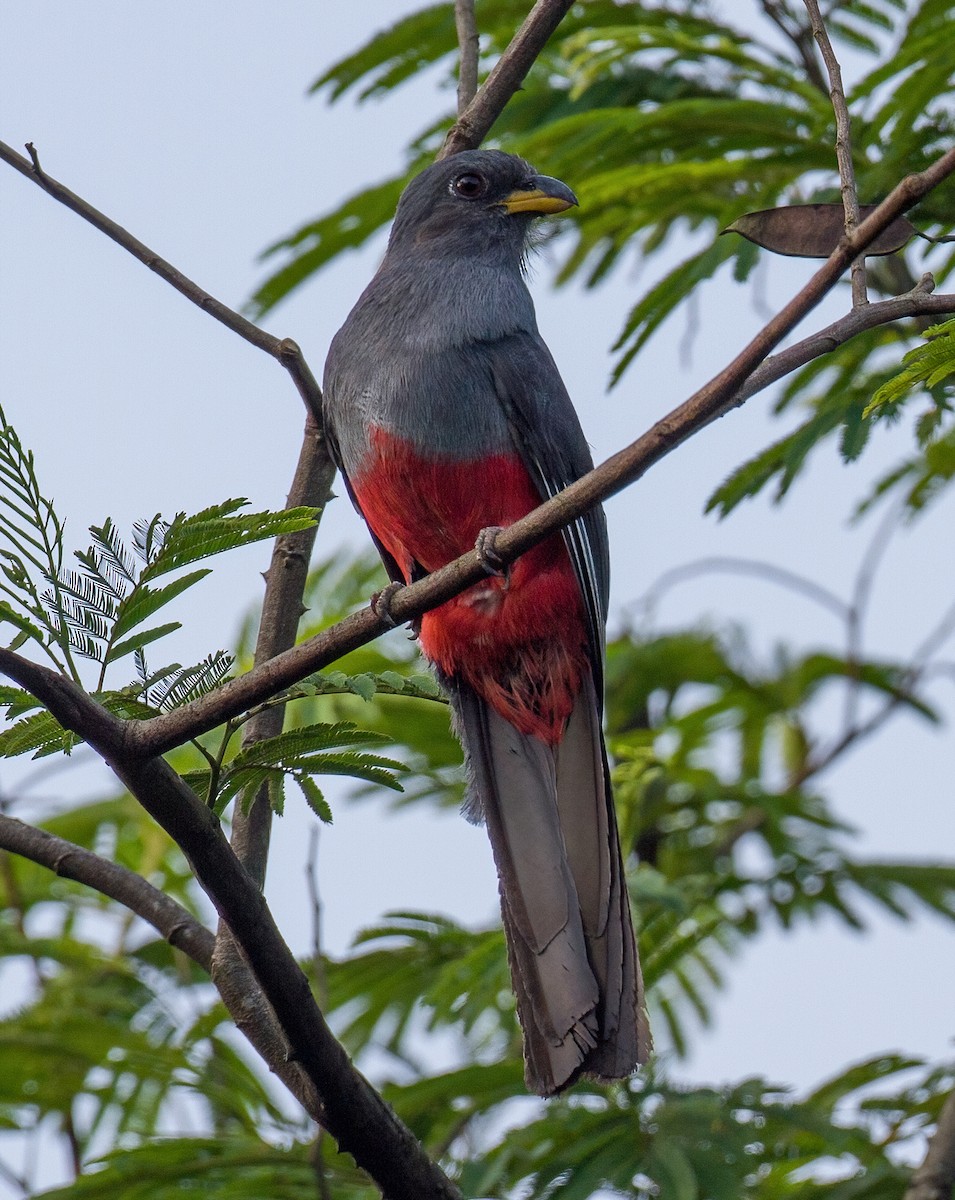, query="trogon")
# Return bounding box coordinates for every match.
[323,149,651,1095]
